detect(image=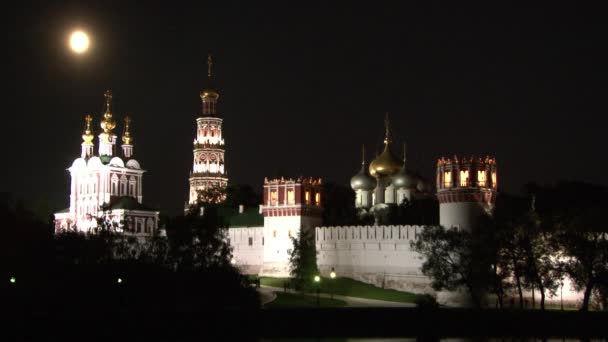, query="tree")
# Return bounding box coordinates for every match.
[322,182,357,226]
[288,228,319,291]
[411,225,493,308]
[557,208,608,311]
